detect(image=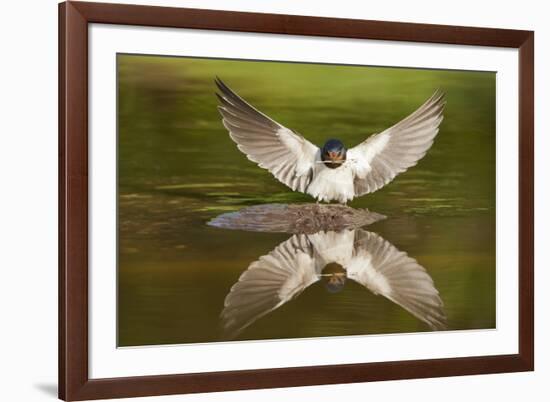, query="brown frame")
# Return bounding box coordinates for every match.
[59,1,534,400]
